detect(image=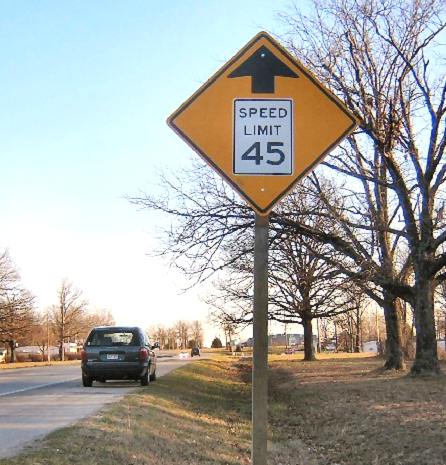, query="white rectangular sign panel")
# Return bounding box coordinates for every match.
[233,99,293,175]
